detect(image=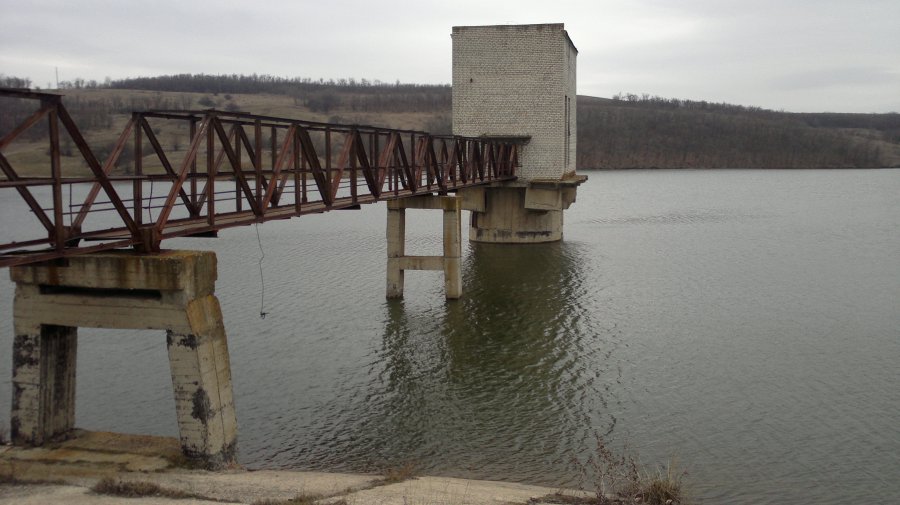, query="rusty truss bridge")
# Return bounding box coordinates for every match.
[0,89,521,268]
